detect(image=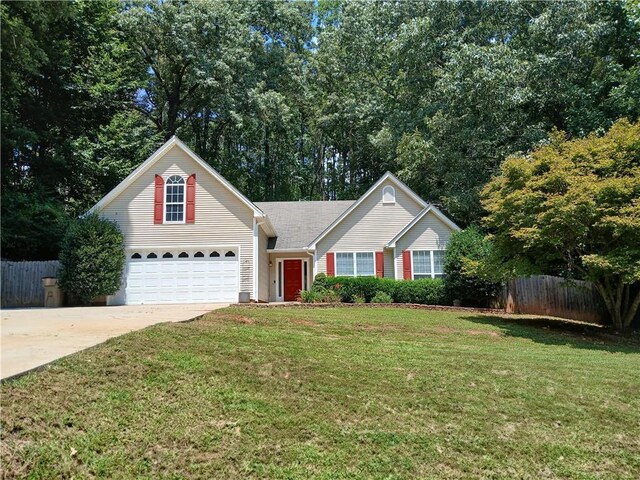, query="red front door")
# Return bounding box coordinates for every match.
[283,260,303,301]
